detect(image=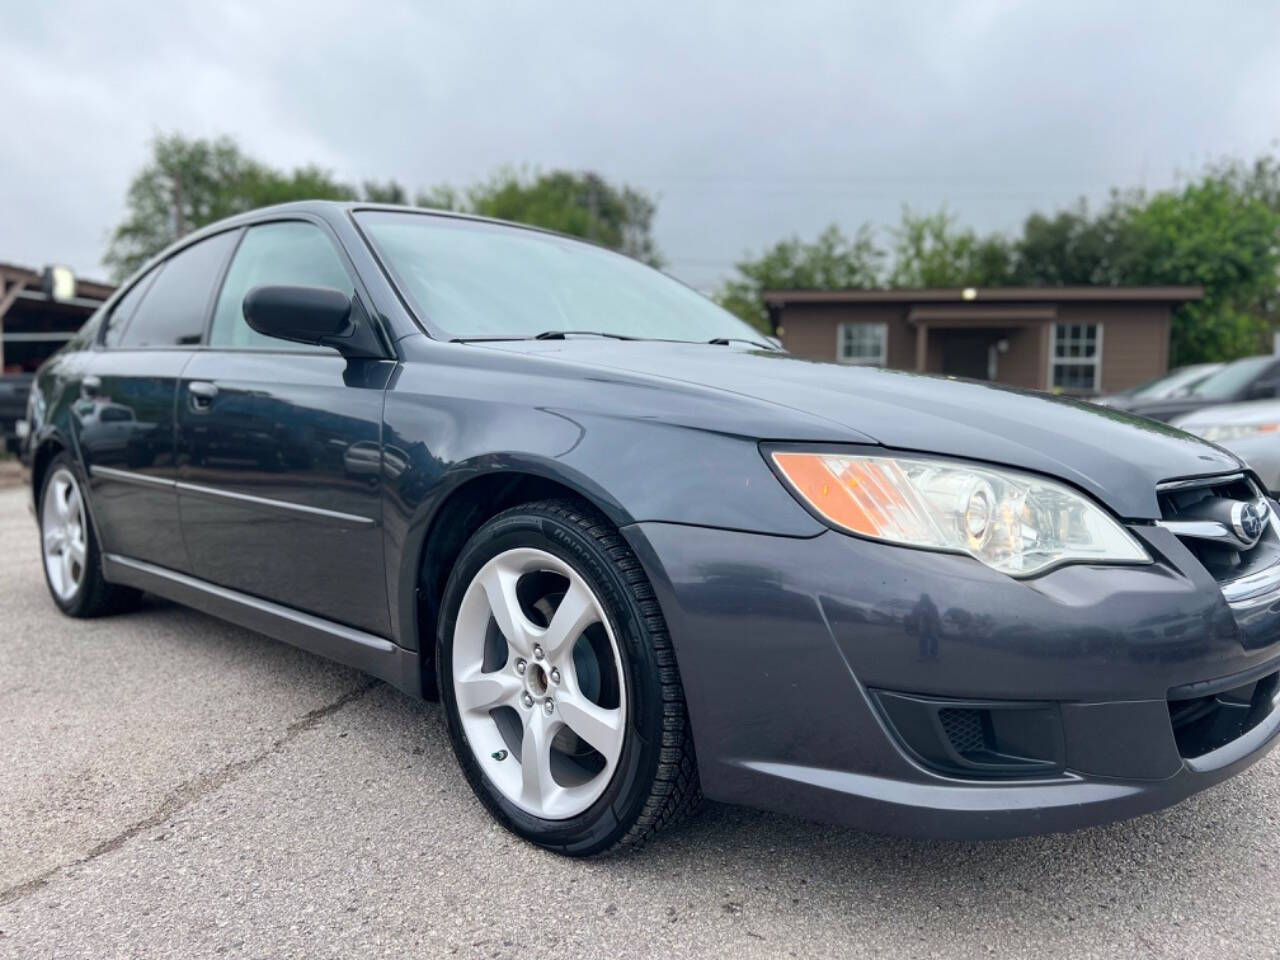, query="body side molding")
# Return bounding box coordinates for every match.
[88,465,376,527]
